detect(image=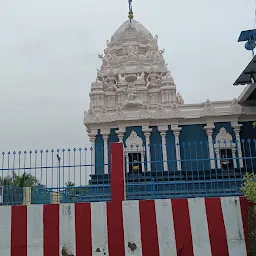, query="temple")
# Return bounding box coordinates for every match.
[84,19,256,191]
